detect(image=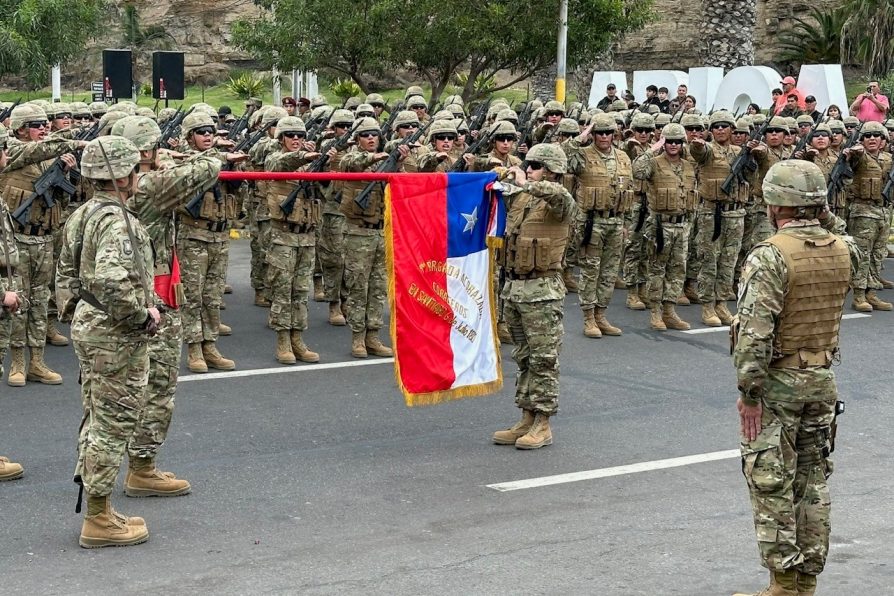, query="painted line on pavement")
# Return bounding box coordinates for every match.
[487,449,741,492]
[179,358,394,383]
[681,312,871,335]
